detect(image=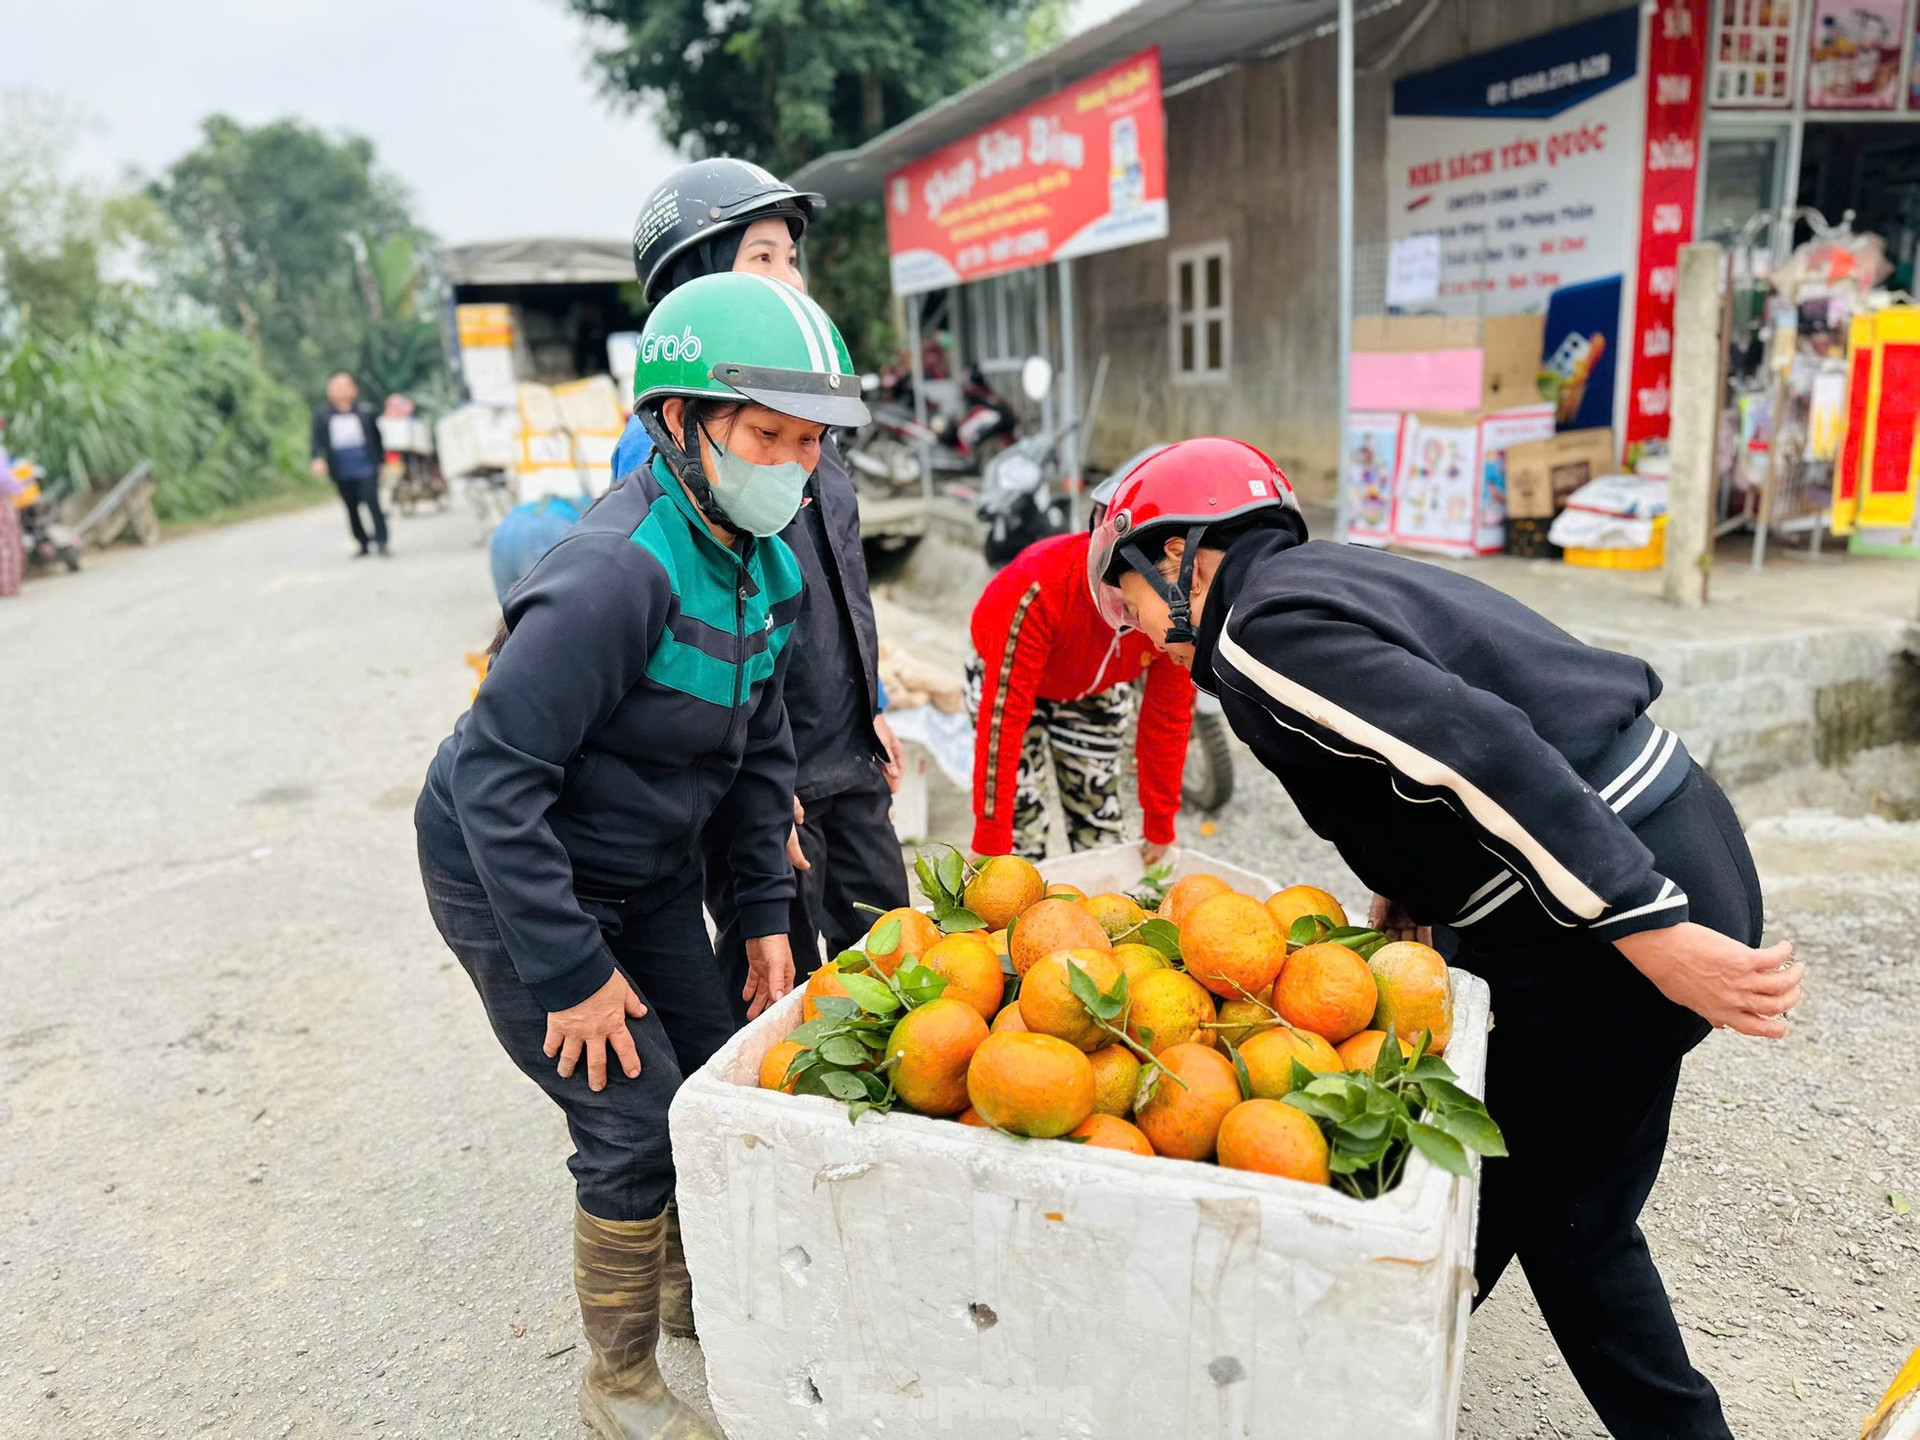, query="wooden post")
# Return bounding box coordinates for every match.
[1664,242,1723,607]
